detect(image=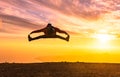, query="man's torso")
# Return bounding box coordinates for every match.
[44,27,56,36]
